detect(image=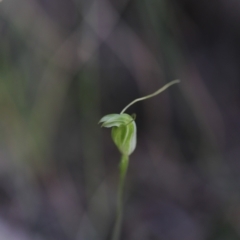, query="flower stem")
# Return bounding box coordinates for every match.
[111,154,129,240]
